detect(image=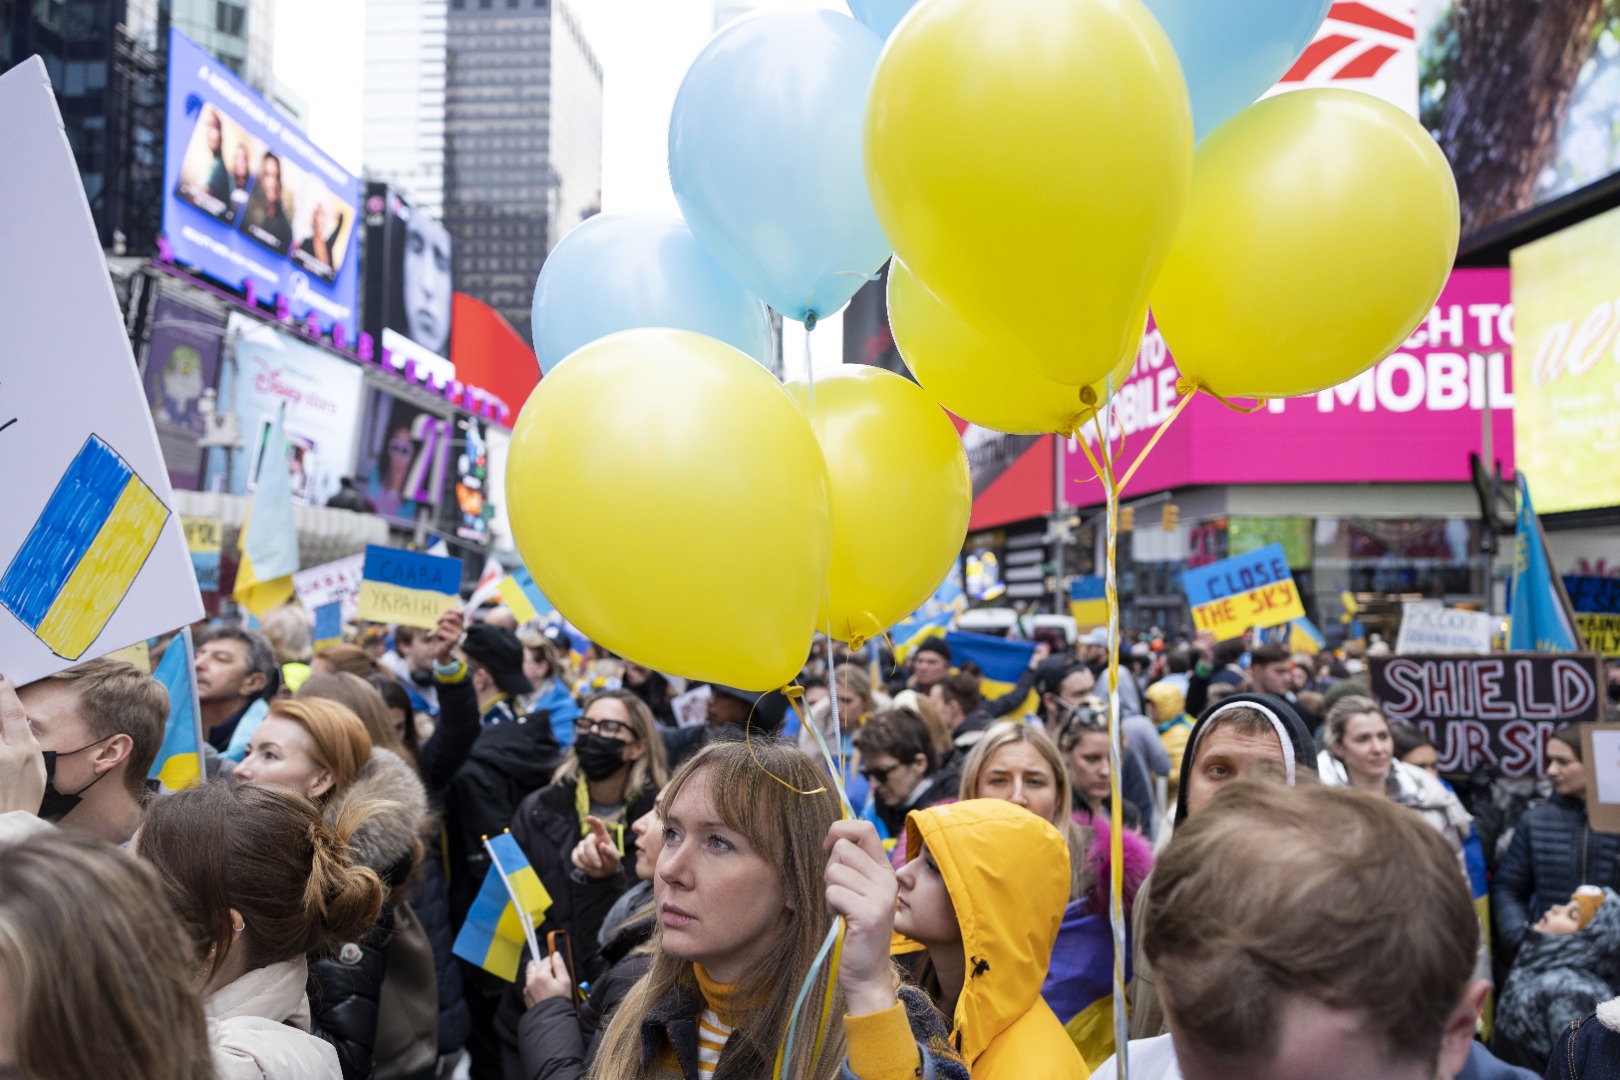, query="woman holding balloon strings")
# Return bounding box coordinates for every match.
[581,739,969,1080]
